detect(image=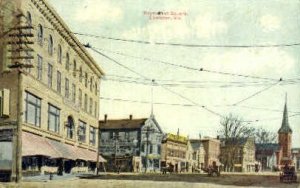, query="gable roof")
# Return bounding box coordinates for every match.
[100,118,147,130]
